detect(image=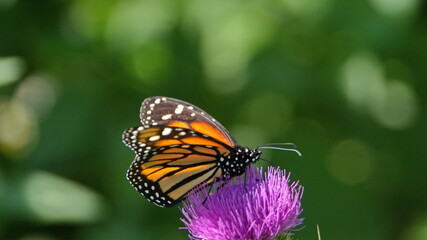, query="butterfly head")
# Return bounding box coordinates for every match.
[246,147,262,163]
